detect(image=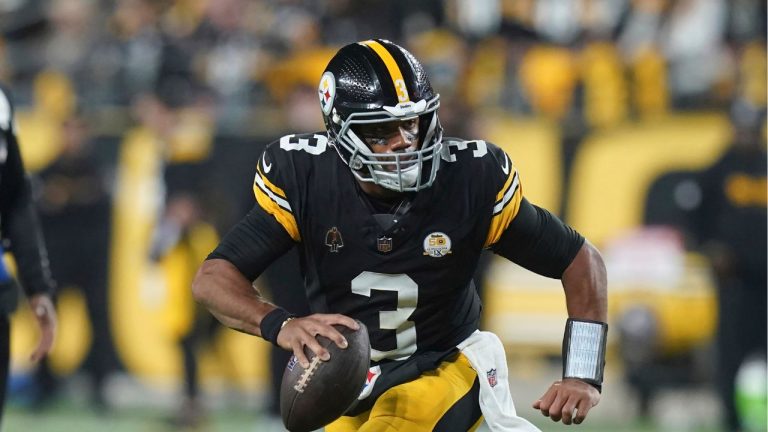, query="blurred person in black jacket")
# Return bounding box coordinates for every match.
[0,85,58,425]
[33,112,116,411]
[692,100,767,432]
